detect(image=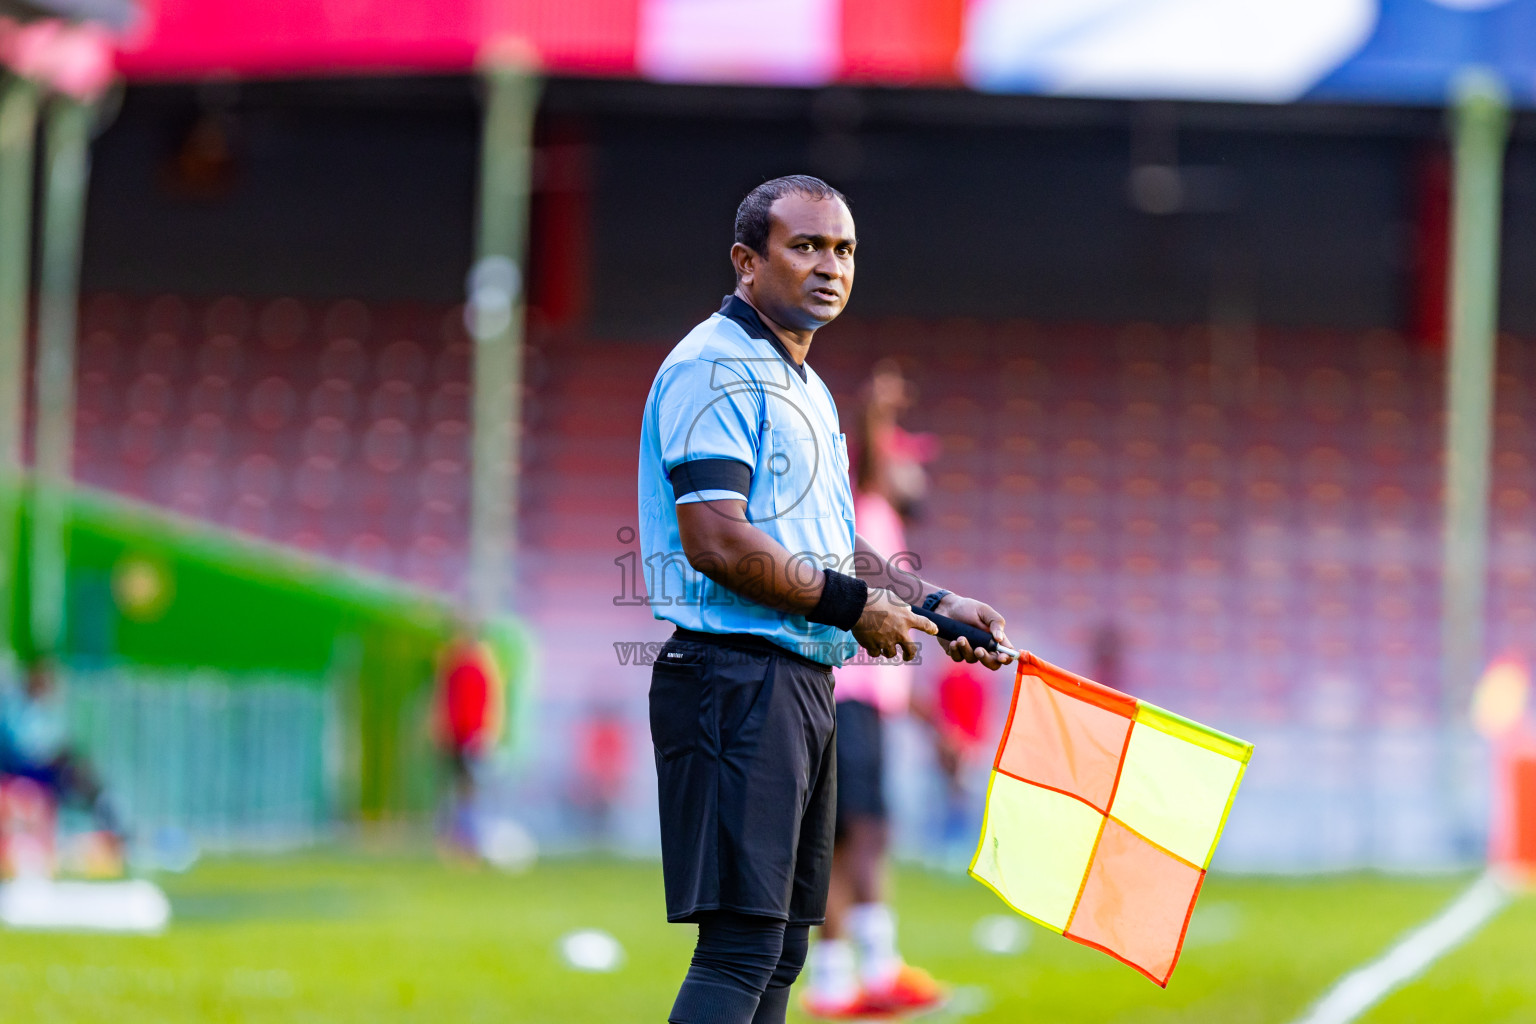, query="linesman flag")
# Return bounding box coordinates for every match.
[970,654,1253,986]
